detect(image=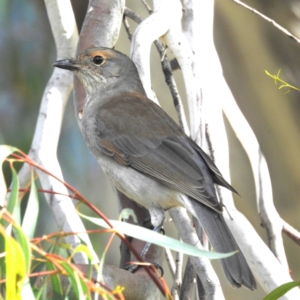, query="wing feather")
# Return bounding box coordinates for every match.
[93,93,234,212]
